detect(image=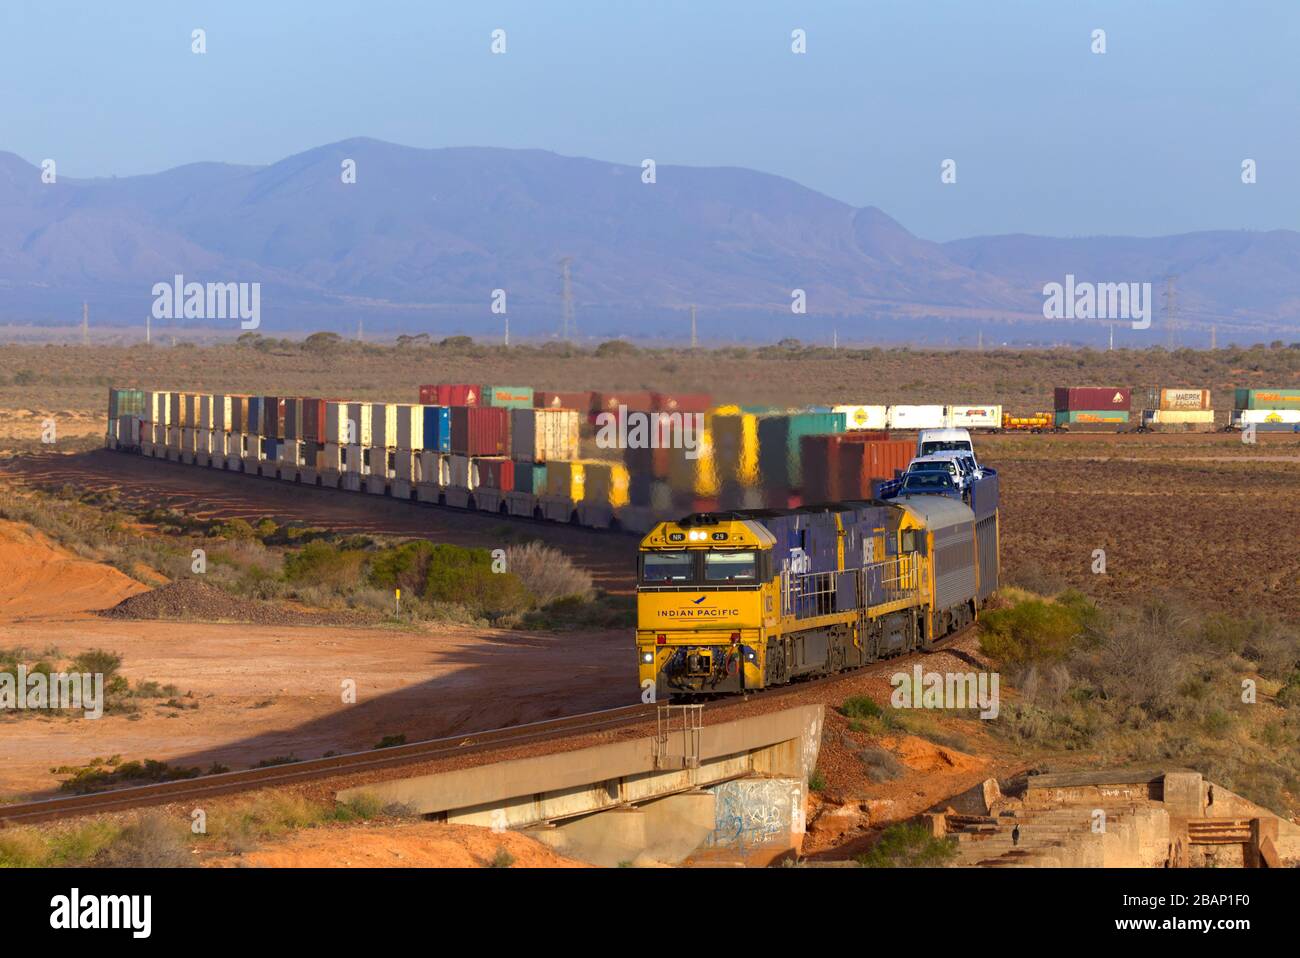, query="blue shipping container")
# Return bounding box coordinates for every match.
[421,406,452,452]
[247,396,263,435]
